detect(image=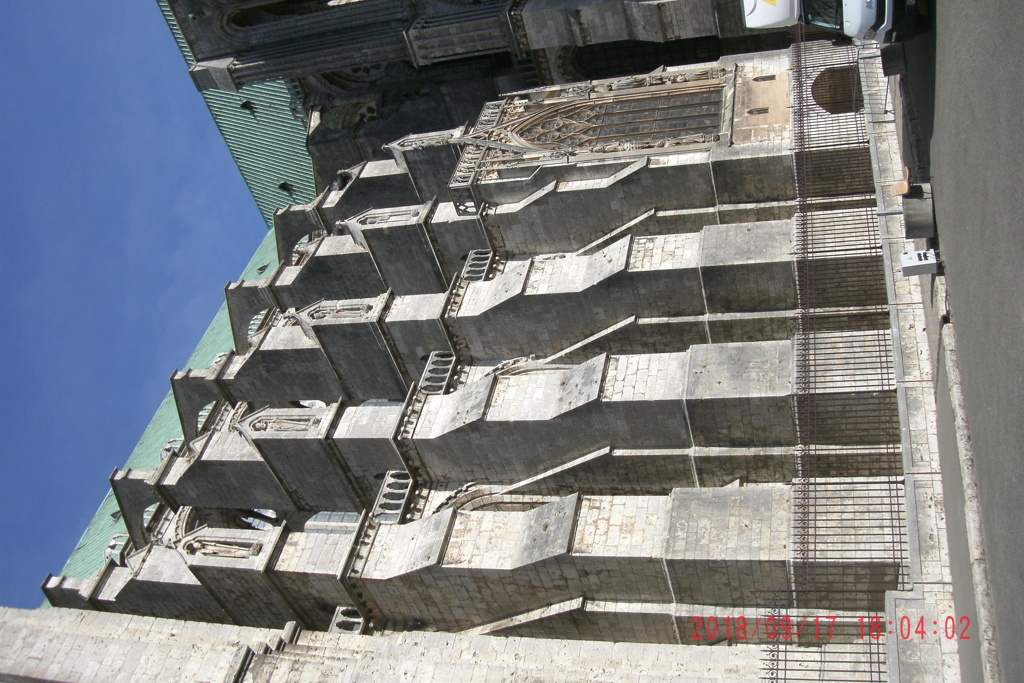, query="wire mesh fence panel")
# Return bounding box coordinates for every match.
[761,29,909,683]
